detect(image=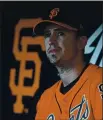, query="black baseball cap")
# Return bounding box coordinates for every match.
[33,5,86,36]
